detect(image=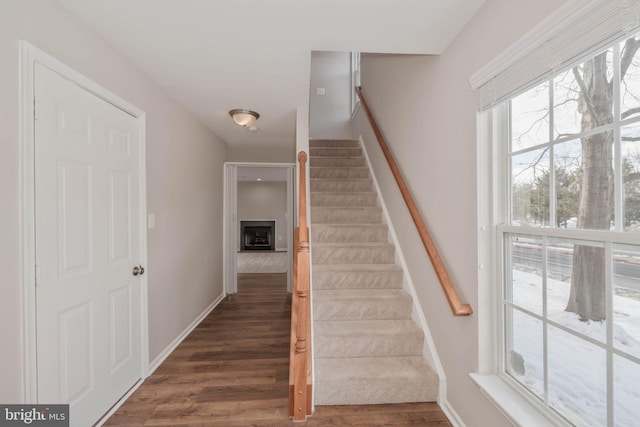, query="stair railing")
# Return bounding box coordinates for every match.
[355,86,473,316]
[289,151,312,420]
